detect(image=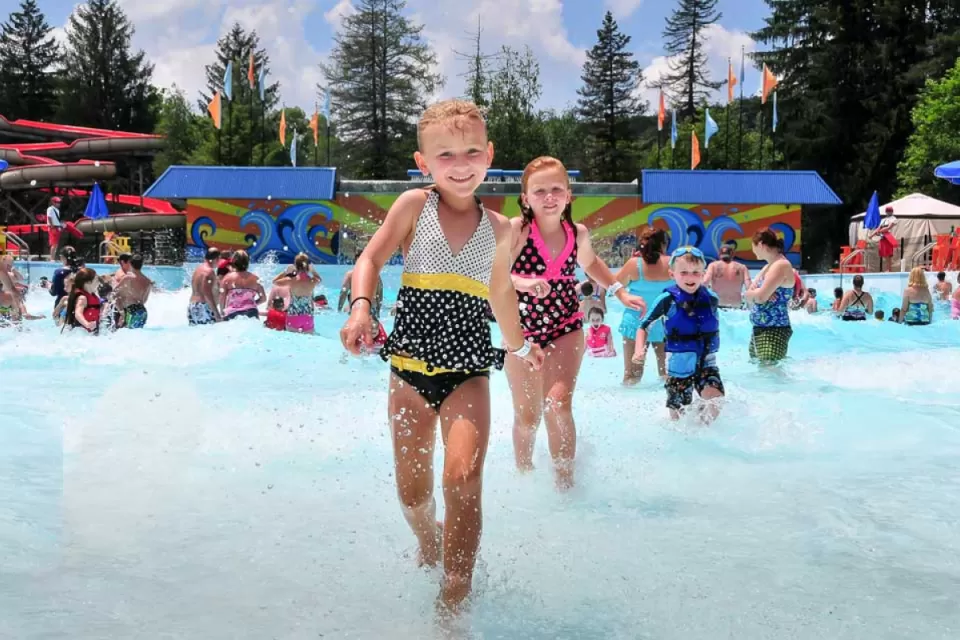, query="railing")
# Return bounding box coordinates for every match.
[907,241,937,270]
[99,240,125,263]
[2,230,30,259]
[838,248,864,288]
